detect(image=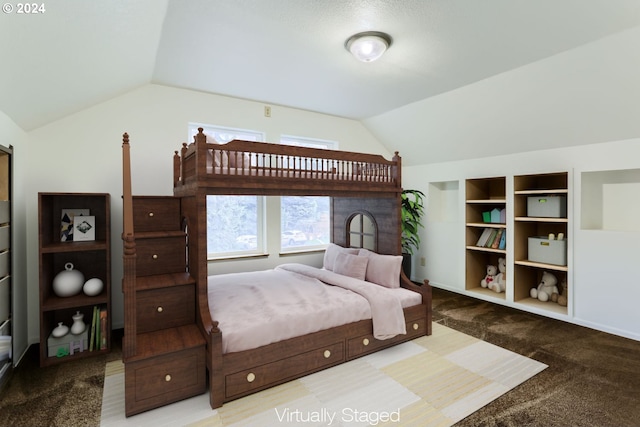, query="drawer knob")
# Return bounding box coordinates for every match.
[165,374,171,382]
[324,350,331,359]
[362,338,370,346]
[247,372,256,383]
[157,306,163,313]
[413,323,419,330]
[152,254,158,260]
[149,212,154,217]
